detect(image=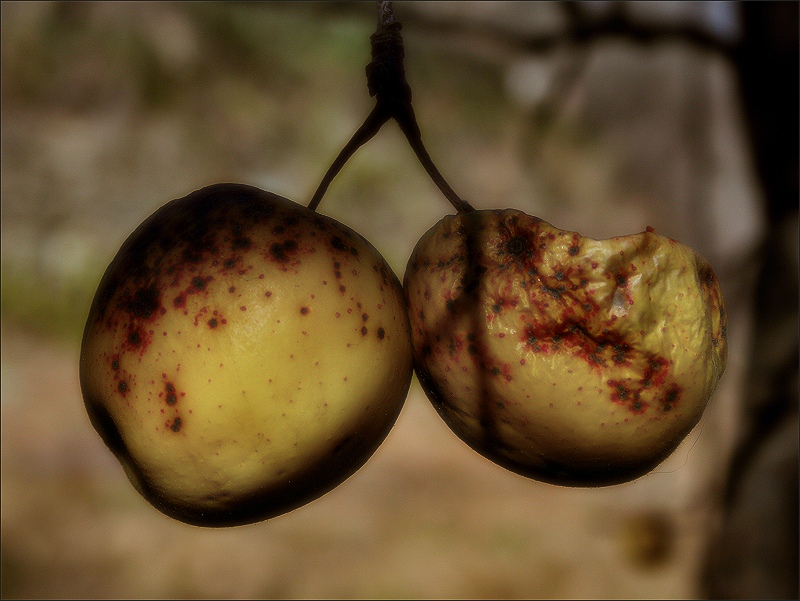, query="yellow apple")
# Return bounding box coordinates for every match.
[404,209,727,486]
[80,183,413,526]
